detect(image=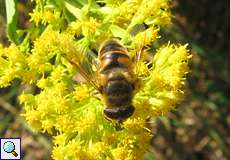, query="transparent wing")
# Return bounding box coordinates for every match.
[64,43,99,90]
[131,24,151,78]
